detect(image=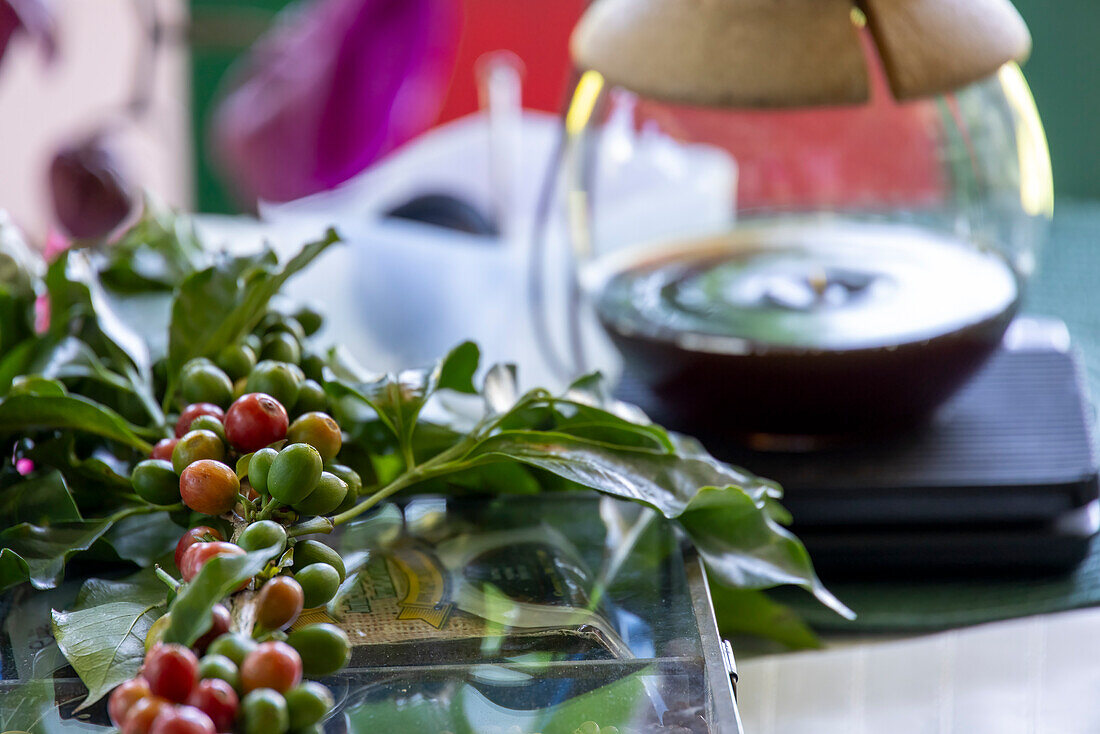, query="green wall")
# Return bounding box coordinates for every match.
[1012,0,1100,201]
